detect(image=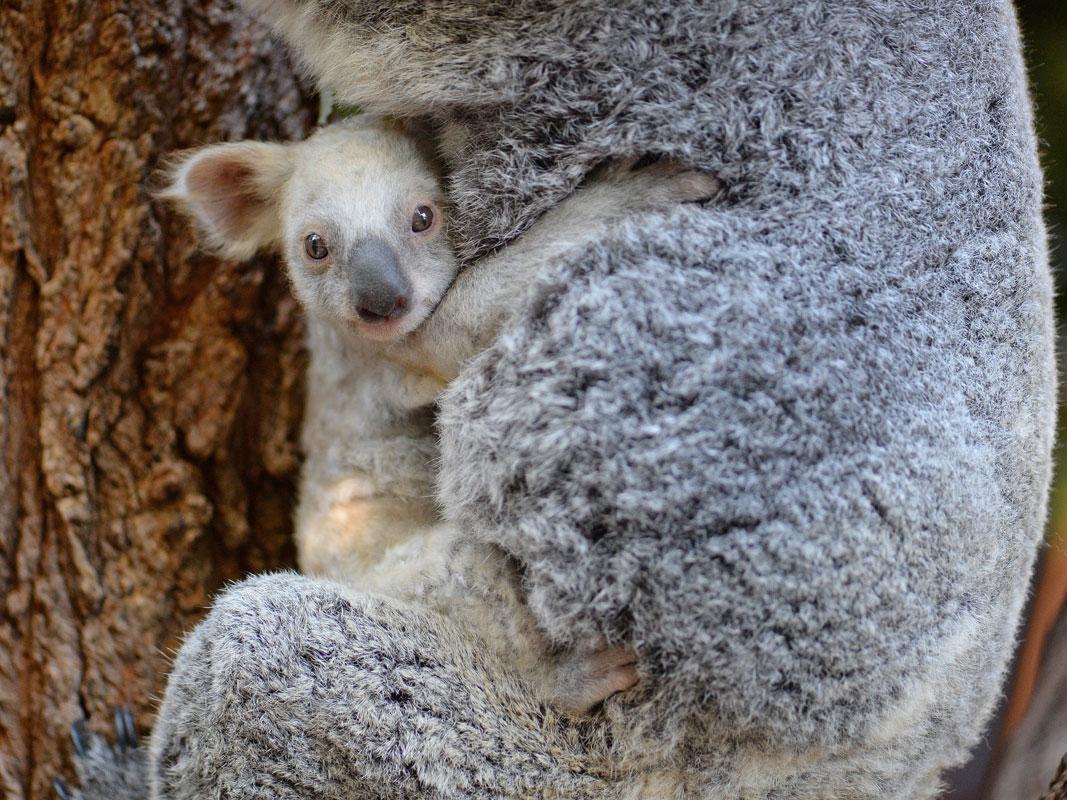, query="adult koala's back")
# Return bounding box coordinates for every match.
[122,1,1050,798]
